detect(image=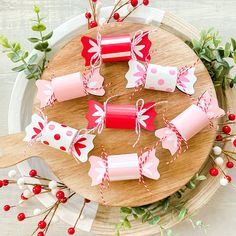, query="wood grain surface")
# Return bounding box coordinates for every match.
[0,22,217,207]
